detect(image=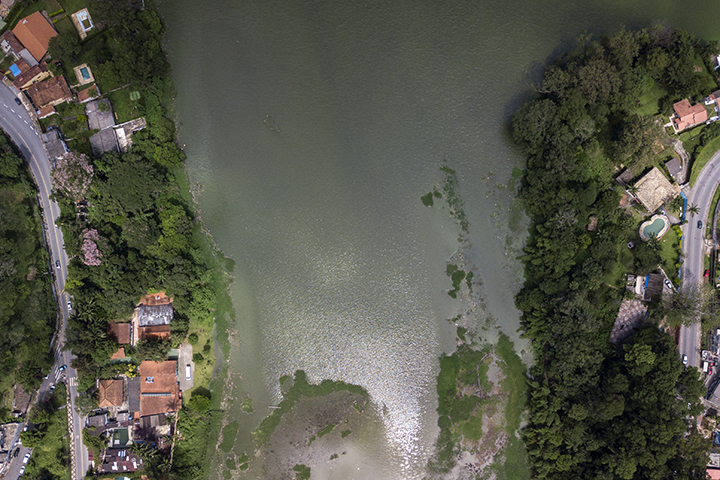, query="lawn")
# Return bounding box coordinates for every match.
[4,0,62,29]
[53,15,75,34]
[691,135,720,186]
[658,227,680,281]
[105,88,143,124]
[58,0,90,14]
[635,77,666,117]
